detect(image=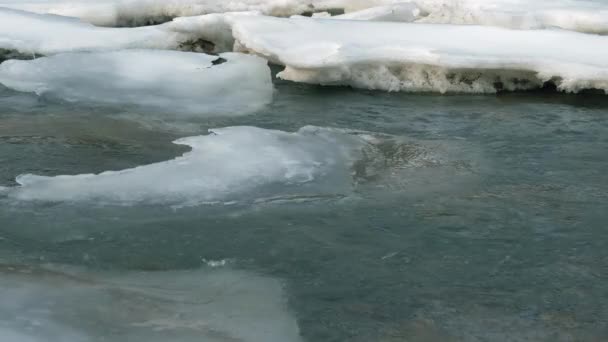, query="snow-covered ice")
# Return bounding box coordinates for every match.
[0,8,189,55]
[332,3,419,22]
[0,0,389,26]
[412,0,608,34]
[9,126,369,205]
[2,0,606,33]
[333,0,608,33]
[230,16,608,93]
[0,264,302,342]
[0,50,272,115]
